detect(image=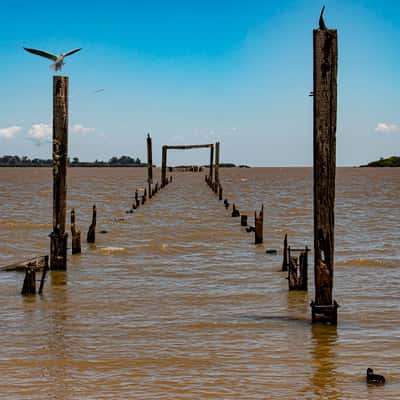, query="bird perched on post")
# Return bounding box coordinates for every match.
[319,6,327,30]
[23,47,82,71]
